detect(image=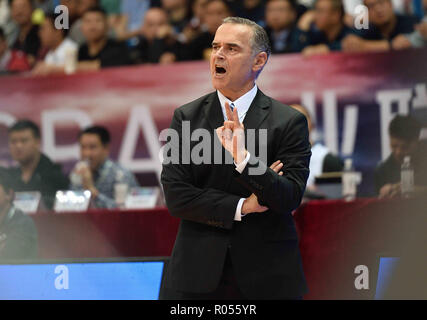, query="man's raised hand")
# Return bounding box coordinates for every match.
[216,102,247,164]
